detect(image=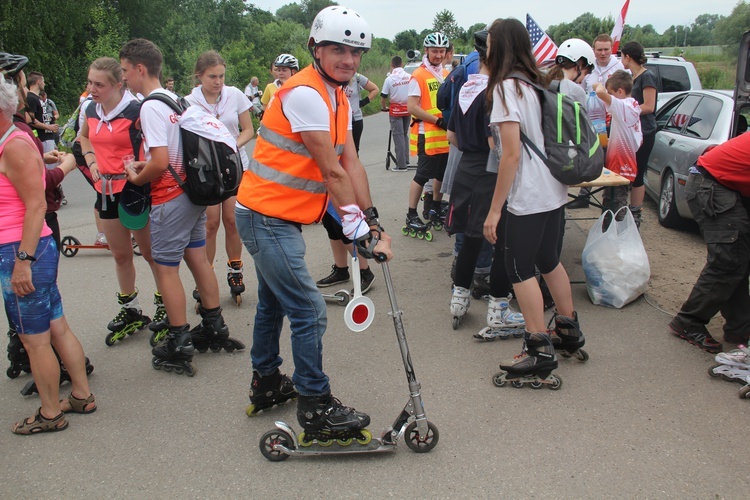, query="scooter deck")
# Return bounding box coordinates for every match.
[275,437,397,456]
